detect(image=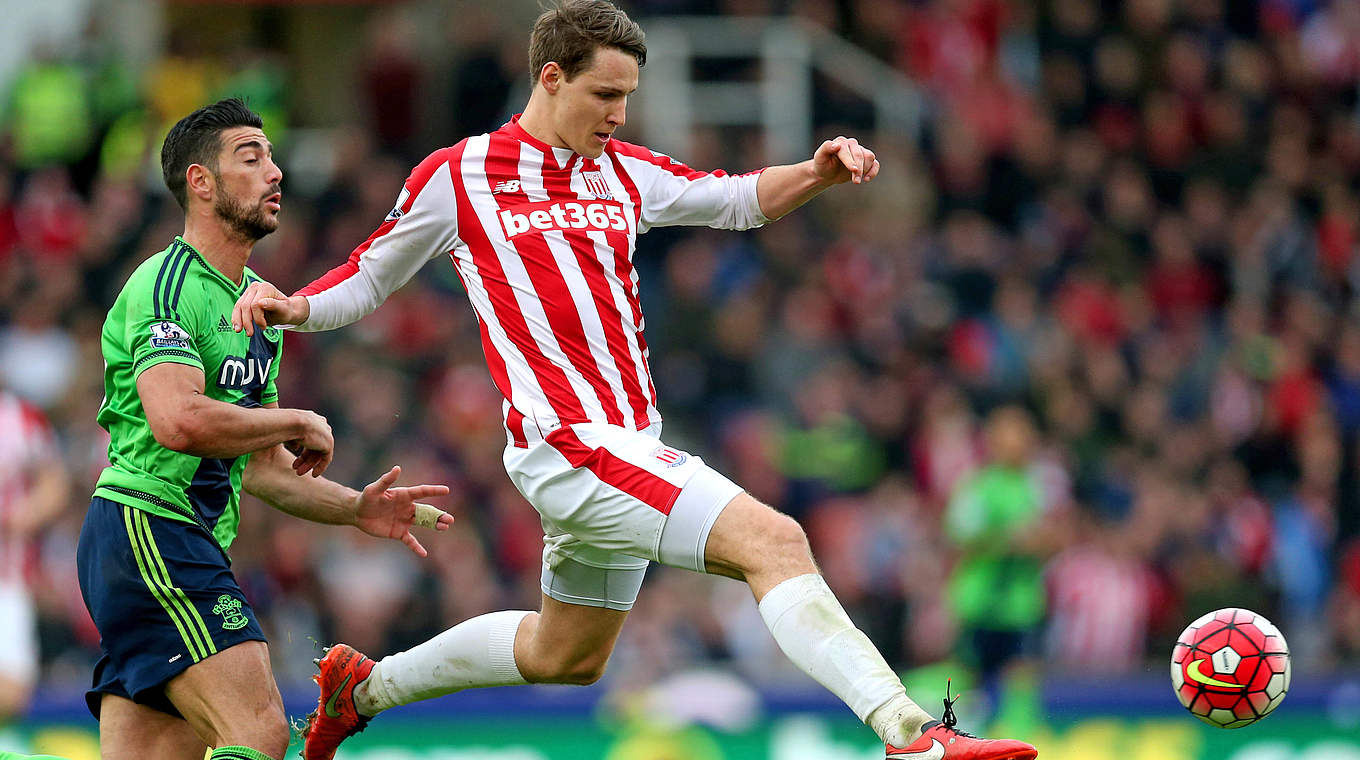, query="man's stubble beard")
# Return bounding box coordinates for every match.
[214,182,279,243]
